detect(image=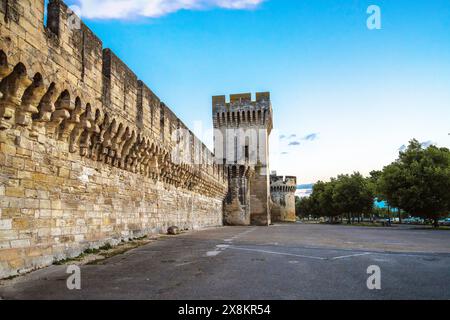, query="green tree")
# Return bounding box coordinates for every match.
[333,172,374,224]
[295,196,302,217]
[311,180,340,222]
[296,196,315,219]
[368,170,382,198]
[369,170,393,223]
[378,139,450,227]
